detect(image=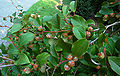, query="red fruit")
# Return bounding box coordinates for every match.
[35,37,40,41]
[33,64,38,69]
[96,66,100,69]
[63,33,68,37]
[88,26,93,32]
[86,31,91,37]
[73,57,78,61]
[68,35,72,40]
[24,30,27,33]
[38,26,43,31]
[104,15,108,18]
[24,68,31,74]
[110,13,115,17]
[68,60,75,67]
[15,36,19,41]
[29,44,34,49]
[31,14,35,18]
[67,54,73,60]
[46,33,51,38]
[98,52,104,59]
[64,64,70,71]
